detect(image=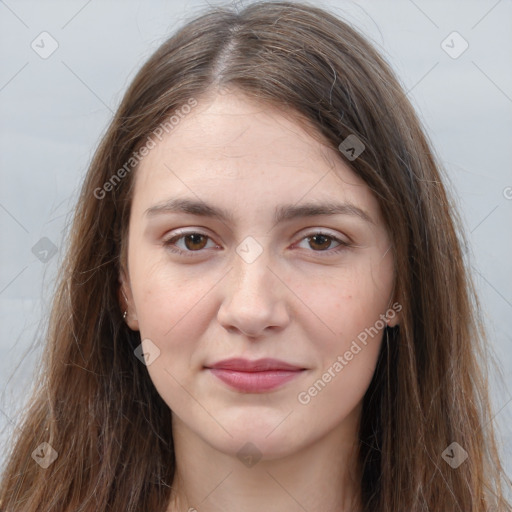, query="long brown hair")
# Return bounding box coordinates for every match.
[1,1,510,510]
